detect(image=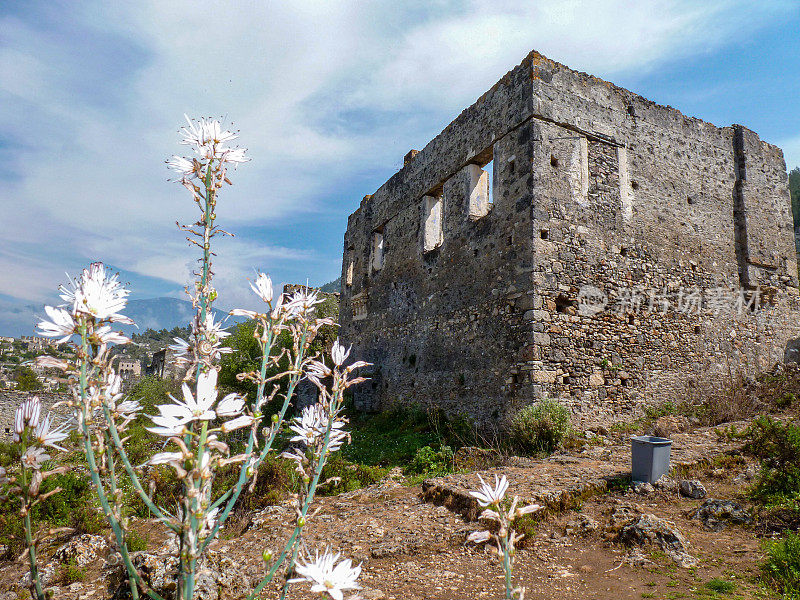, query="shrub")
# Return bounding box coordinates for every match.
[705,579,735,594]
[61,559,87,585]
[319,455,388,494]
[762,531,800,597]
[509,398,571,454]
[406,445,454,477]
[745,416,800,507]
[126,530,149,553]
